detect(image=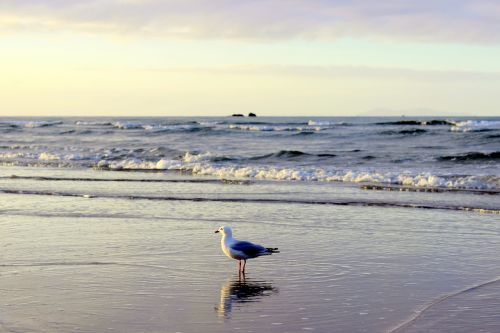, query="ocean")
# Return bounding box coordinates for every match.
[1,116,499,190]
[1,116,499,332]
